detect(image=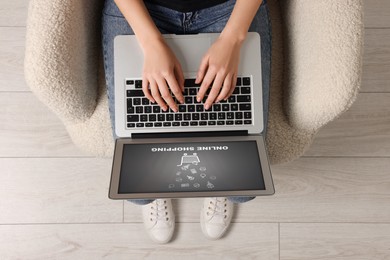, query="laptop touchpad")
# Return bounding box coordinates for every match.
[165,36,211,74]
